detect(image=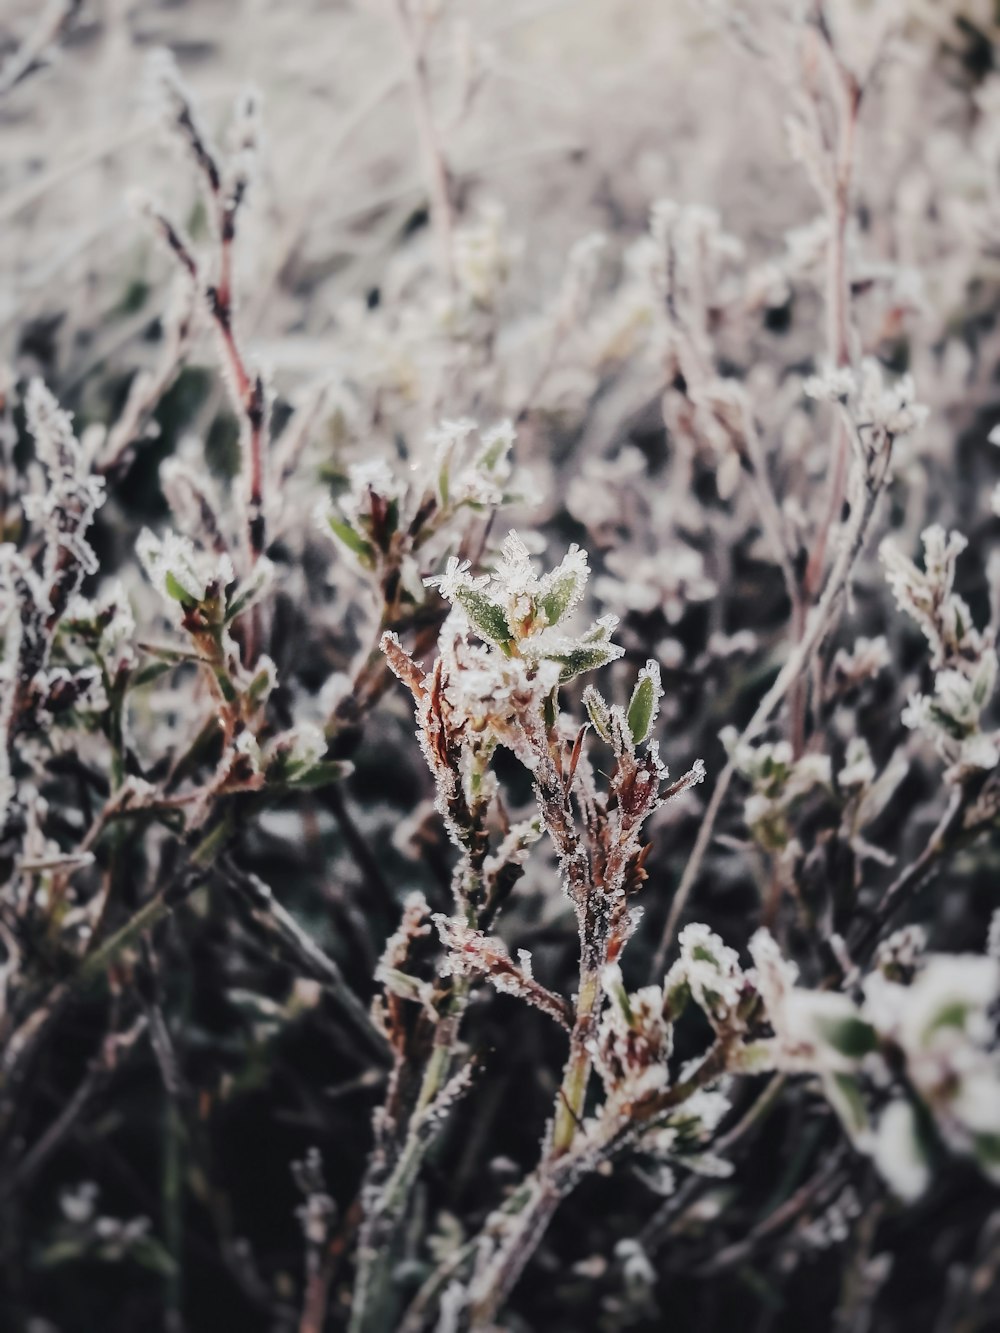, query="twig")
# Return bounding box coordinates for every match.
[140,956,186,1332]
[0,0,82,100]
[391,0,455,284]
[147,63,268,565]
[790,11,864,755]
[695,1147,846,1277]
[1,1015,146,1200]
[849,787,966,960]
[652,431,893,975]
[323,786,397,924]
[224,866,390,1062]
[98,282,197,476]
[463,1039,736,1328]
